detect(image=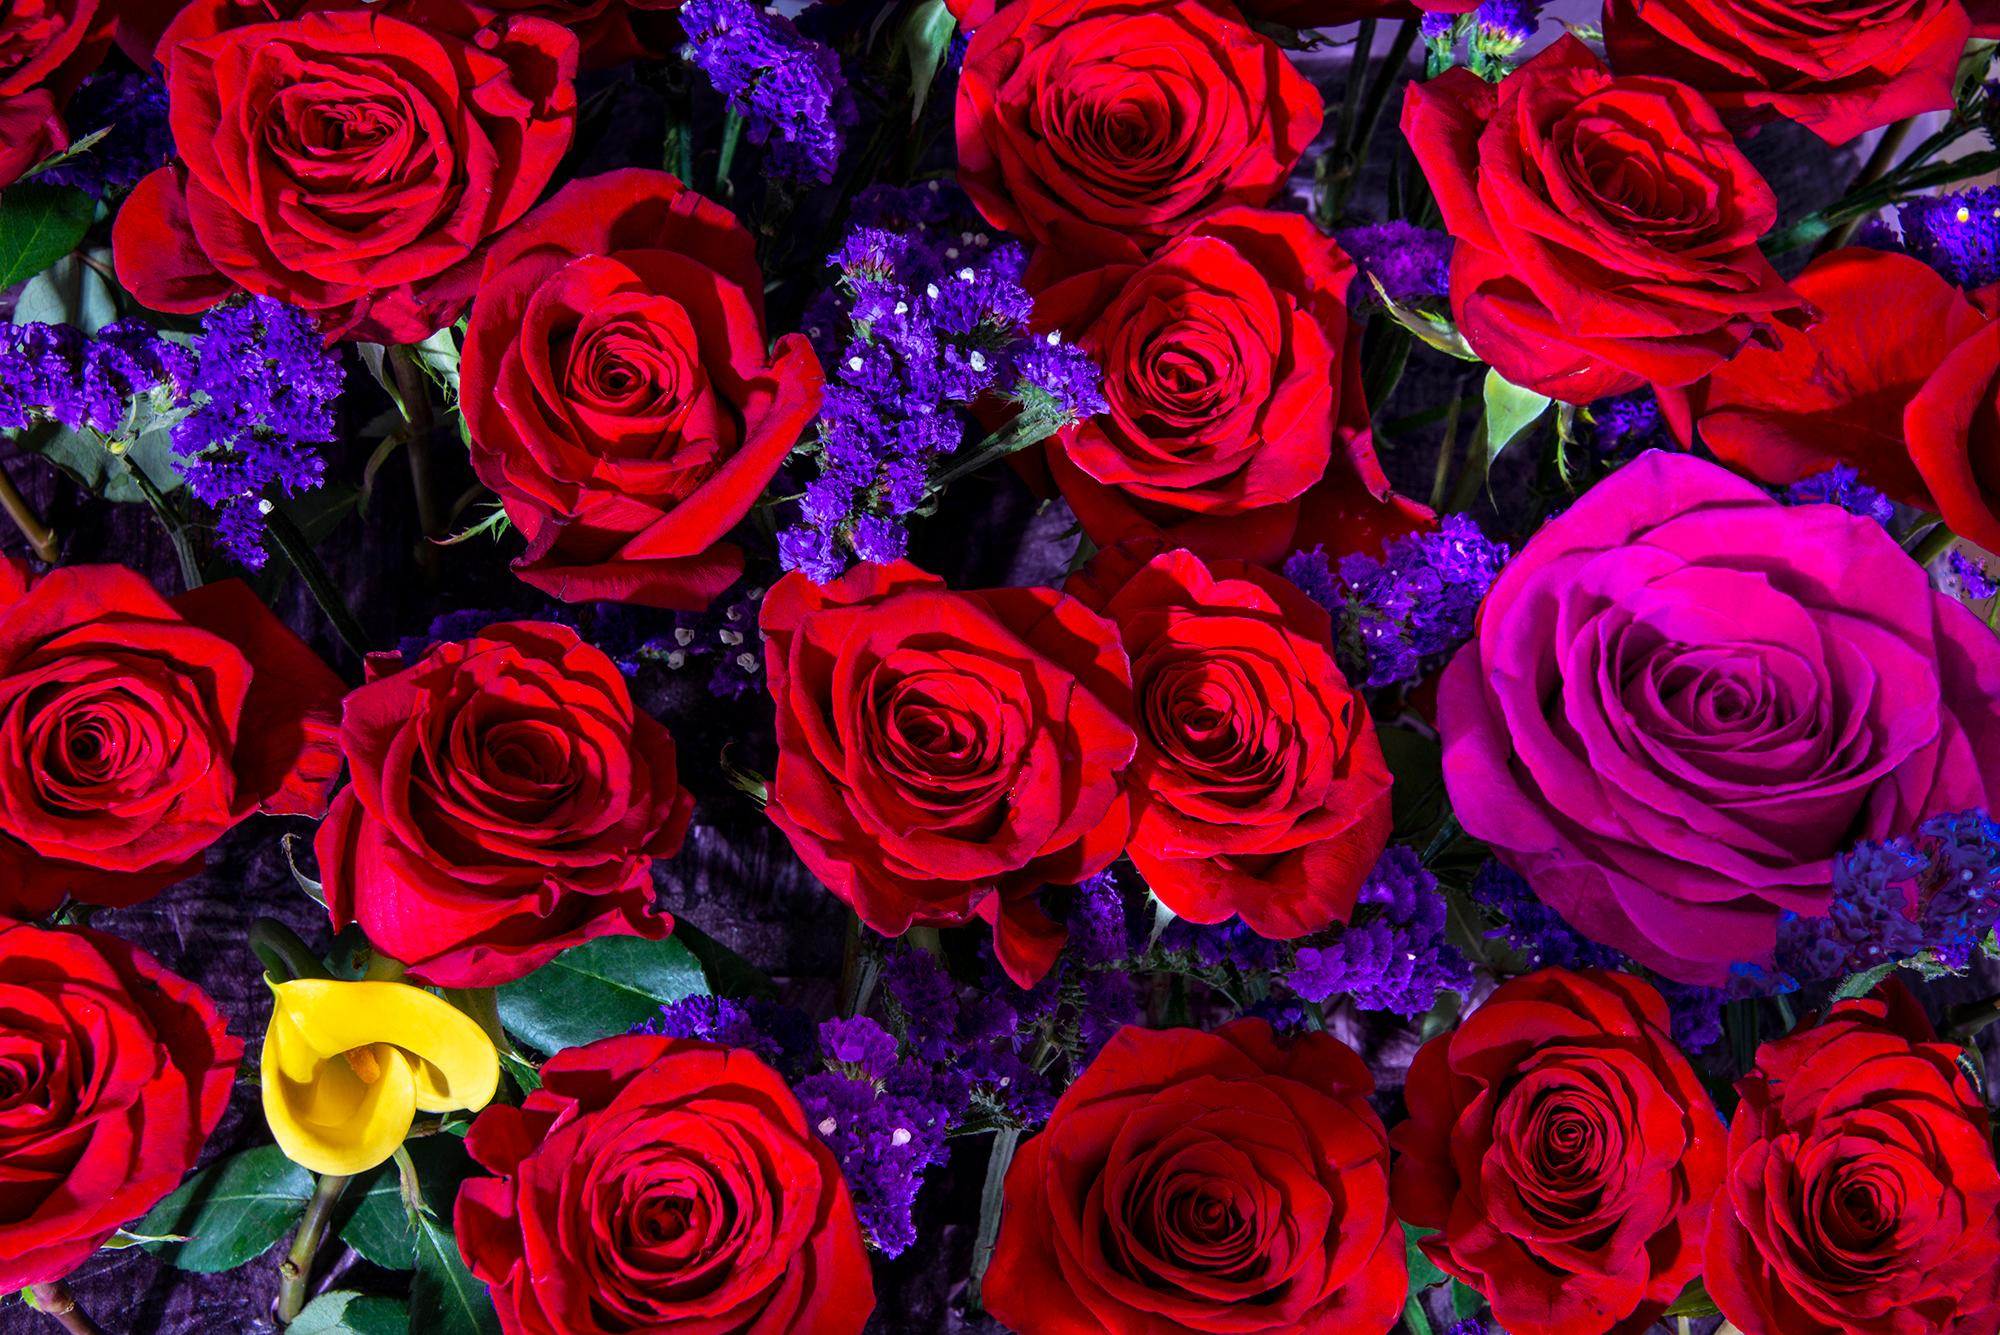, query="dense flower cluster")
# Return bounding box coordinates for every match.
[1285,848,1472,1017]
[1900,187,2000,288]
[681,0,850,184]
